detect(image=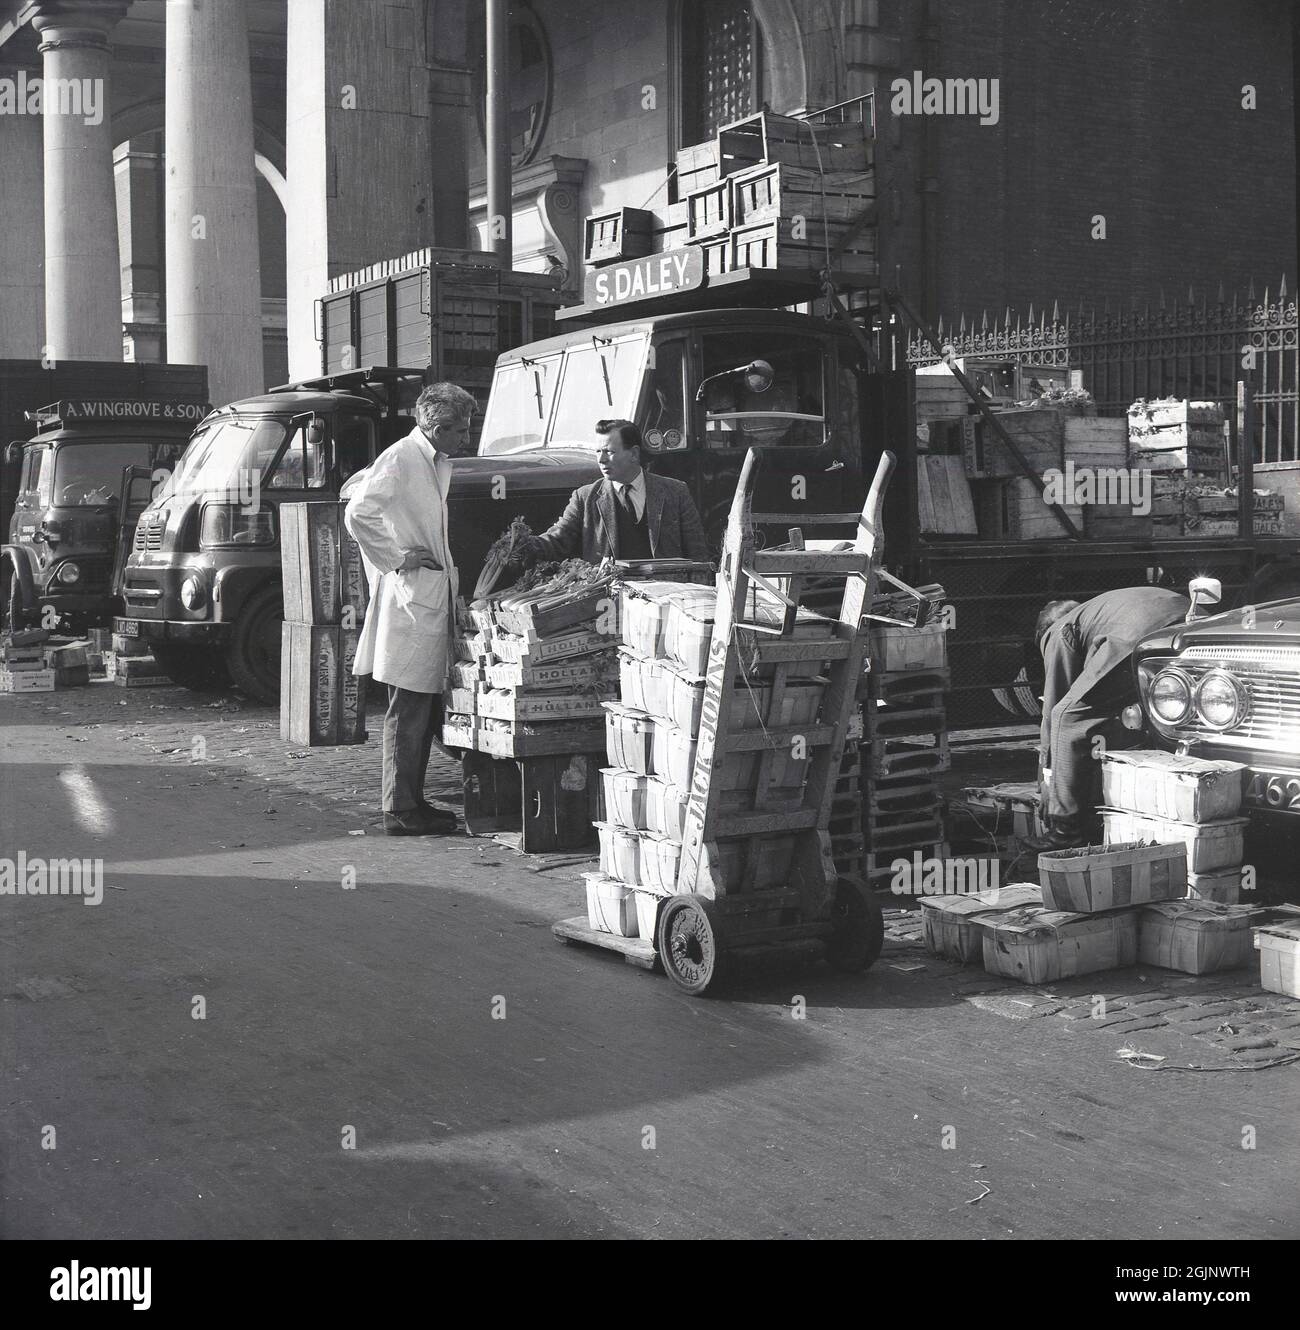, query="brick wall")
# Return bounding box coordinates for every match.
[882,0,1296,320]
